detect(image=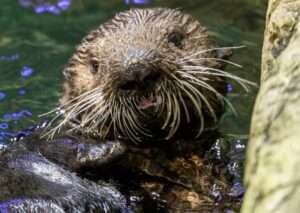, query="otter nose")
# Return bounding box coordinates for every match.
[119,63,161,91]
